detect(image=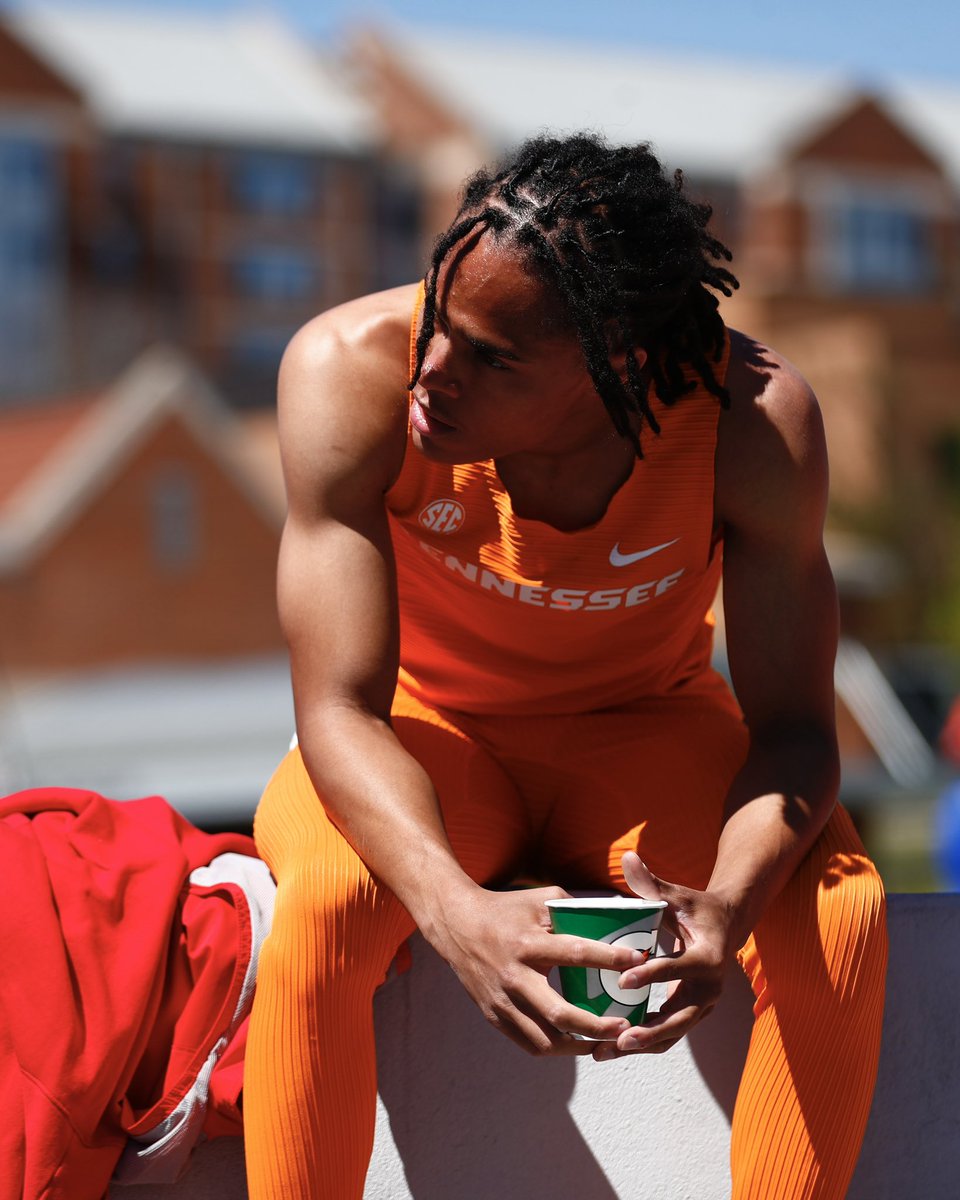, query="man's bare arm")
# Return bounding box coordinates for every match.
[706,340,839,943]
[276,294,472,920]
[601,337,840,1057]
